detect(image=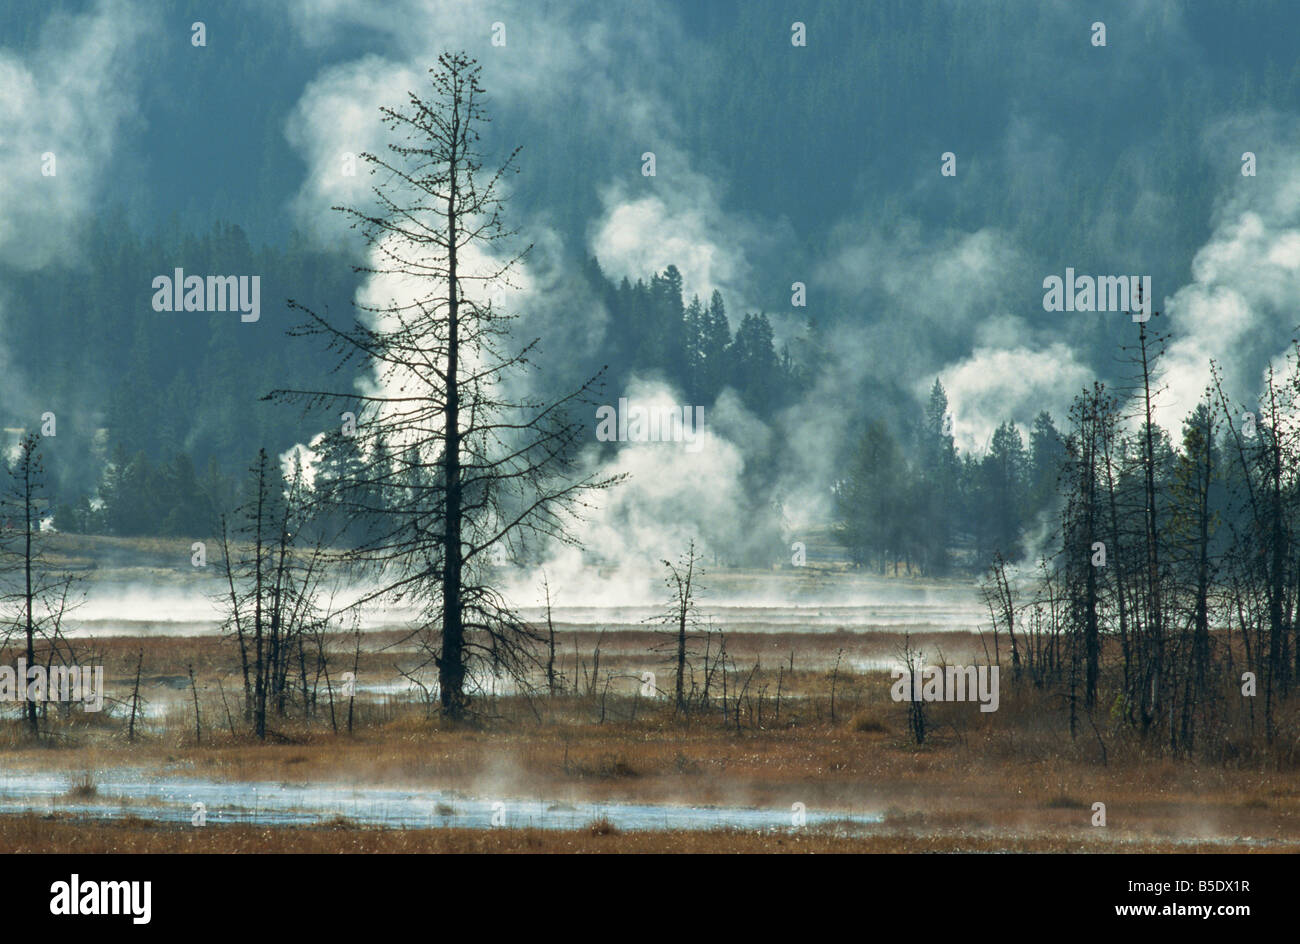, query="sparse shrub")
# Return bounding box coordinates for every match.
[882,807,926,826]
[599,754,638,778]
[65,773,97,800]
[569,752,640,780]
[673,751,701,775]
[1044,794,1079,809]
[852,711,888,734]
